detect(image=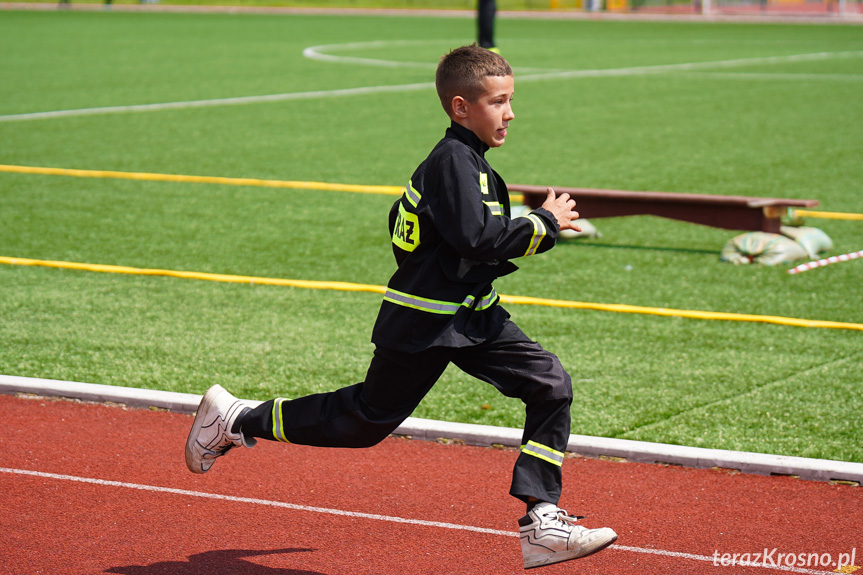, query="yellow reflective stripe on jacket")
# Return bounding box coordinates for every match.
[405,180,421,208]
[384,288,498,315]
[462,289,498,311]
[484,201,504,216]
[521,440,564,466]
[384,289,461,314]
[520,213,547,257]
[272,398,290,442]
